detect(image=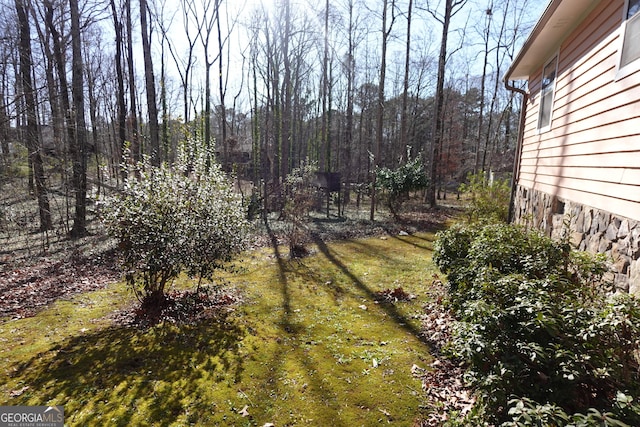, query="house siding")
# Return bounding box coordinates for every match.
[513,0,640,293]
